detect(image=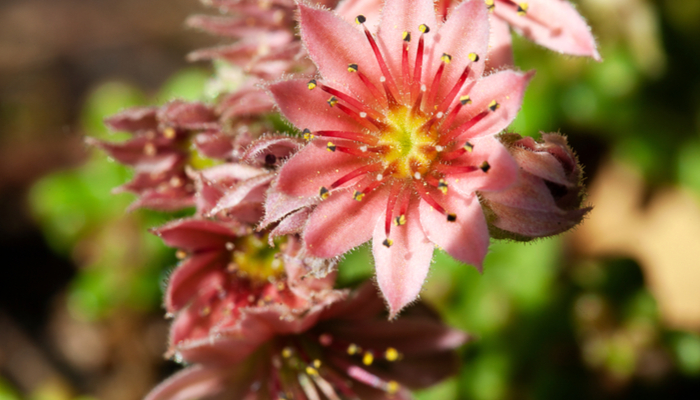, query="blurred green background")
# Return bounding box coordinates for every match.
[1,0,700,399]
